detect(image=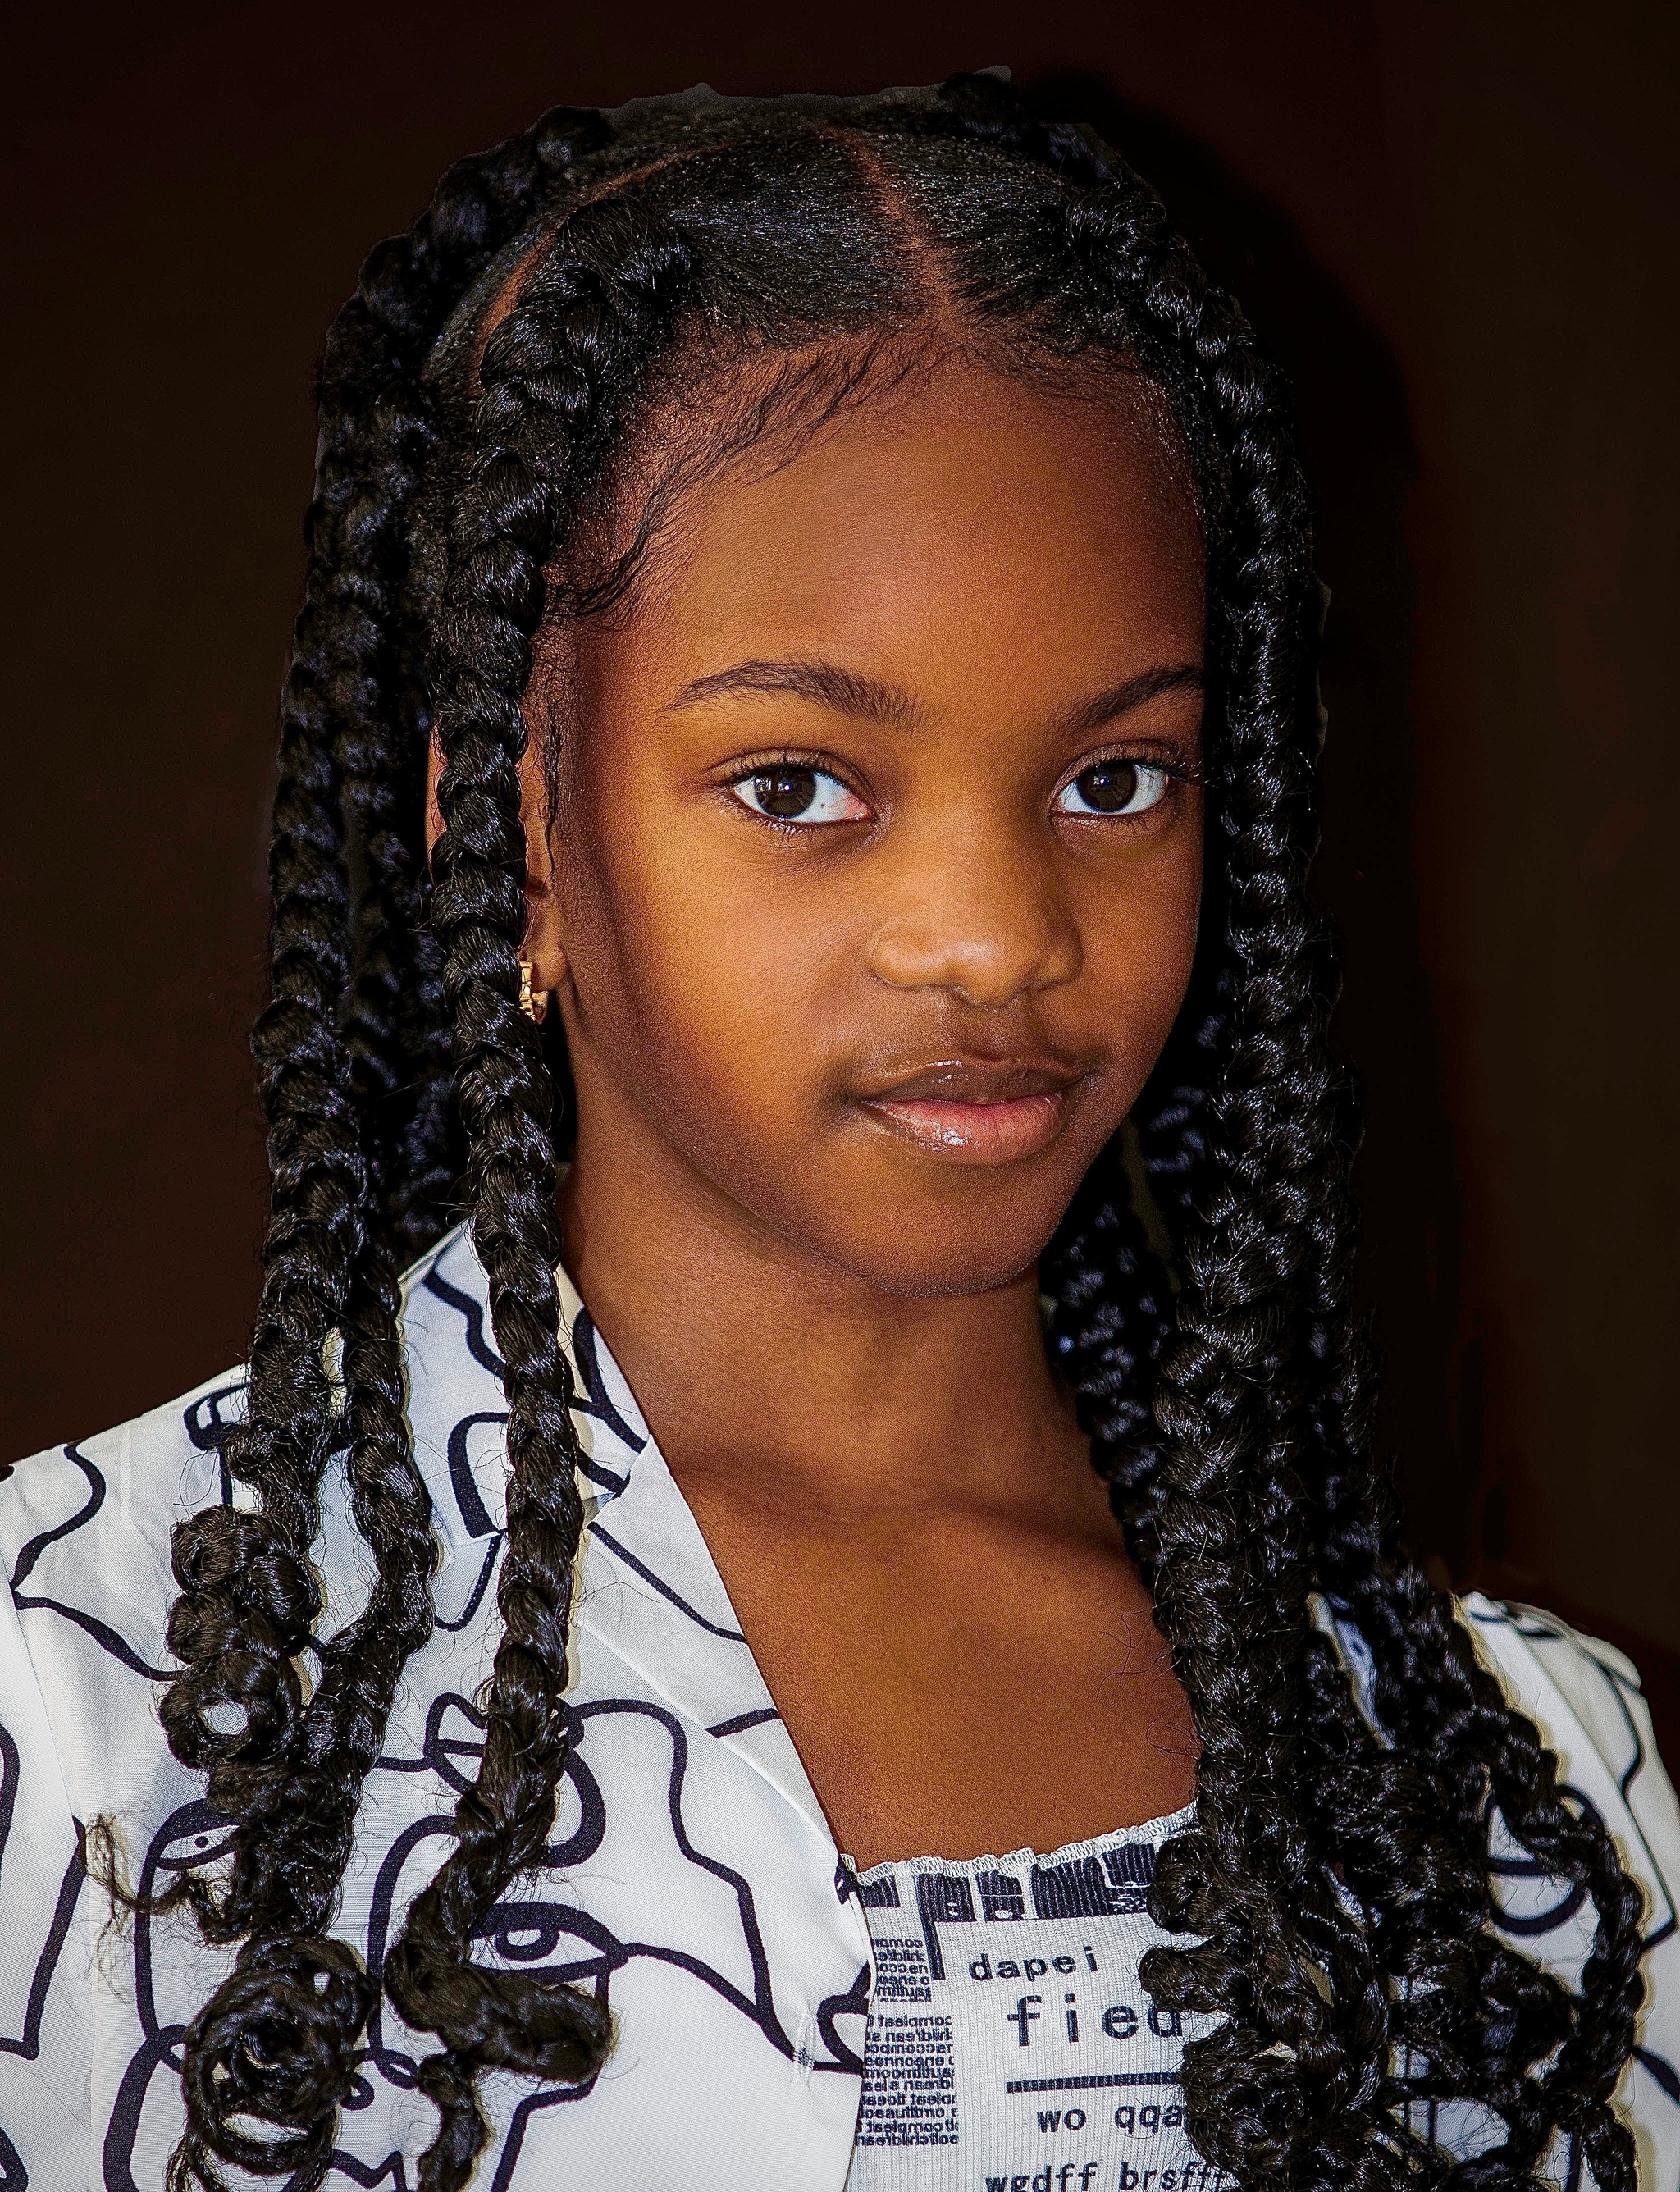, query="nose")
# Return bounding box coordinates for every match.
[864,821,1083,1008]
